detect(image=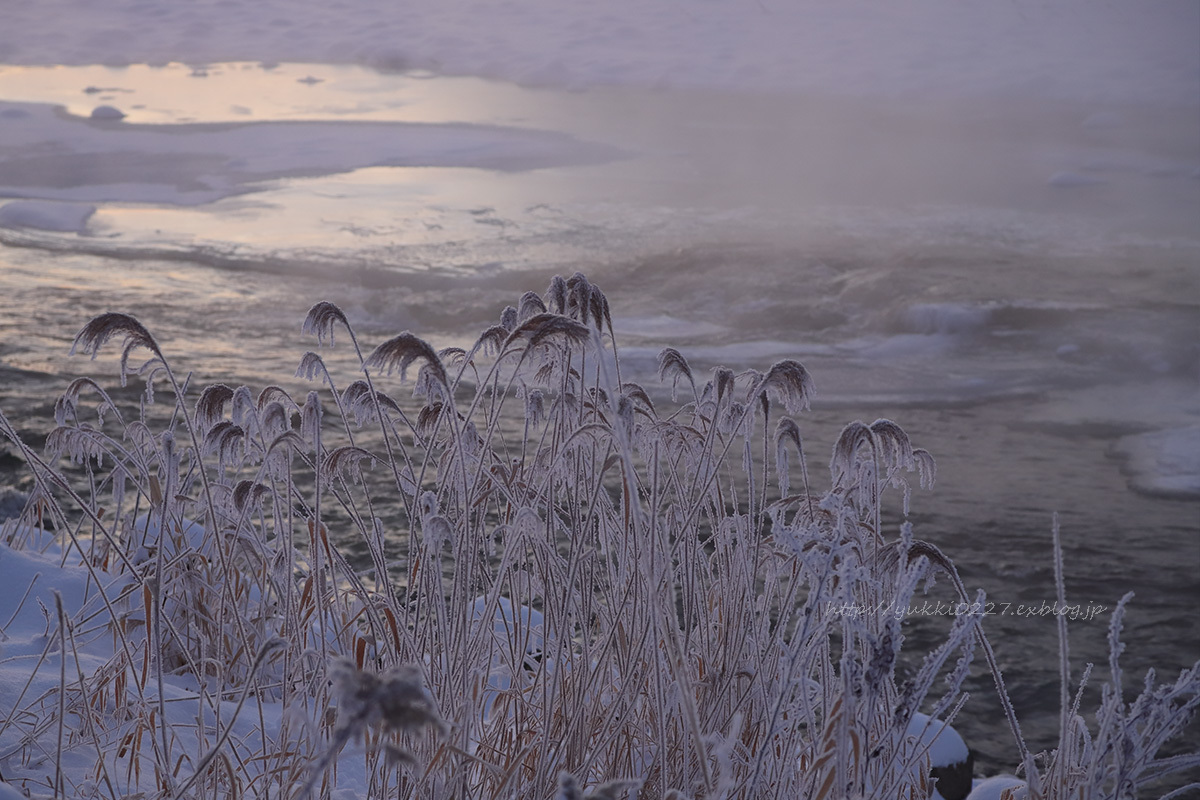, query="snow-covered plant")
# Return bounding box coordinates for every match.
[0,274,1194,799]
[999,524,1200,800]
